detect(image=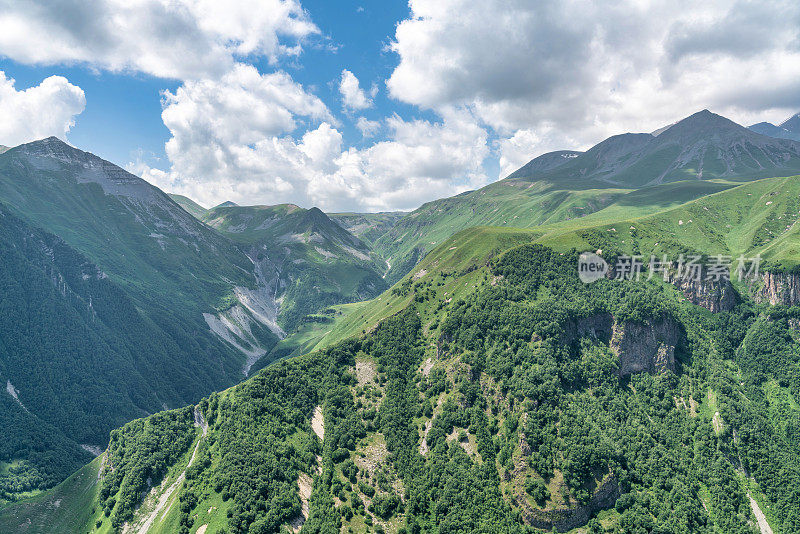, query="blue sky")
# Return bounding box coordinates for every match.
[0,1,413,170]
[0,1,799,212]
